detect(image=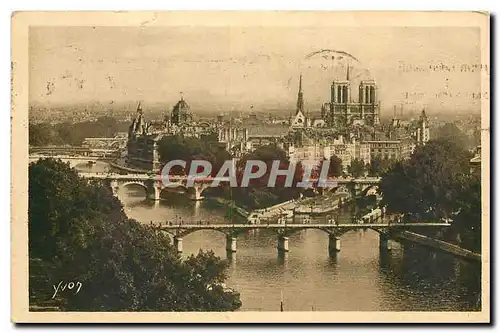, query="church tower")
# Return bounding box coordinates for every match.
[331,65,351,104]
[327,65,351,127]
[296,73,304,115]
[358,79,379,125]
[416,109,430,145]
[129,101,146,137]
[290,74,308,129]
